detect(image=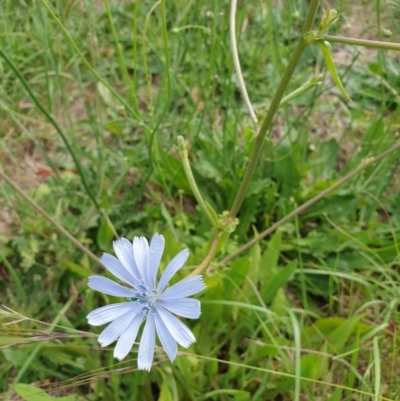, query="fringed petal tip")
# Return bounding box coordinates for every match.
[138,364,151,372]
